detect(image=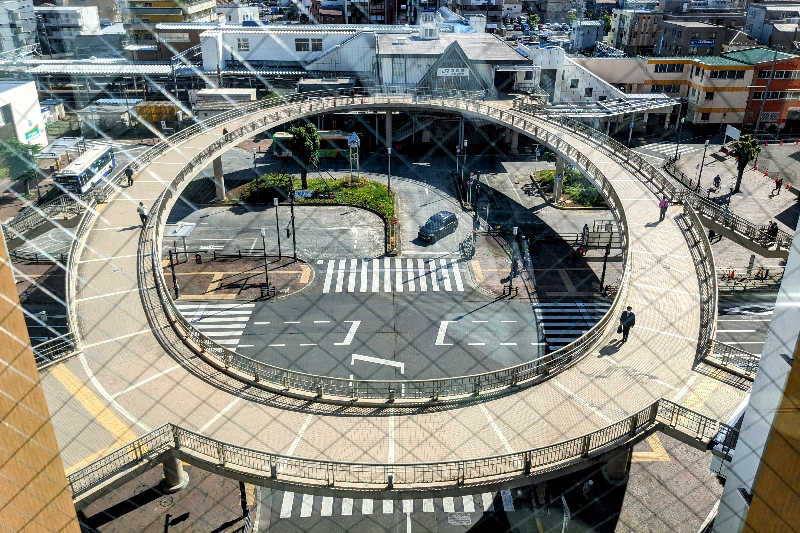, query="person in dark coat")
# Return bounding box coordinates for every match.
[619,306,635,343]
